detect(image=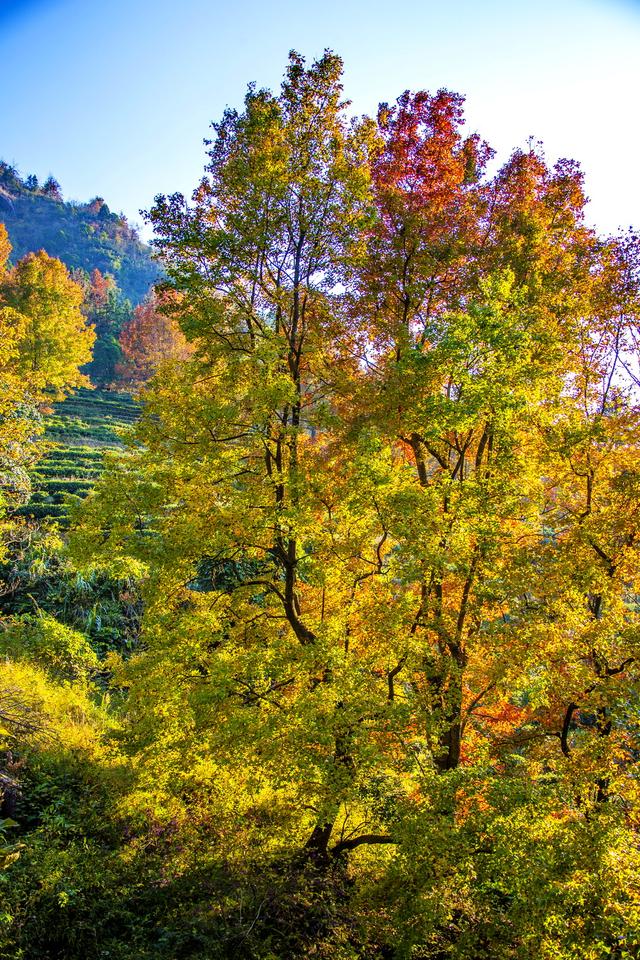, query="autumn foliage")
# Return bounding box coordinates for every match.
[116,288,191,388]
[2,53,640,960]
[0,228,94,528]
